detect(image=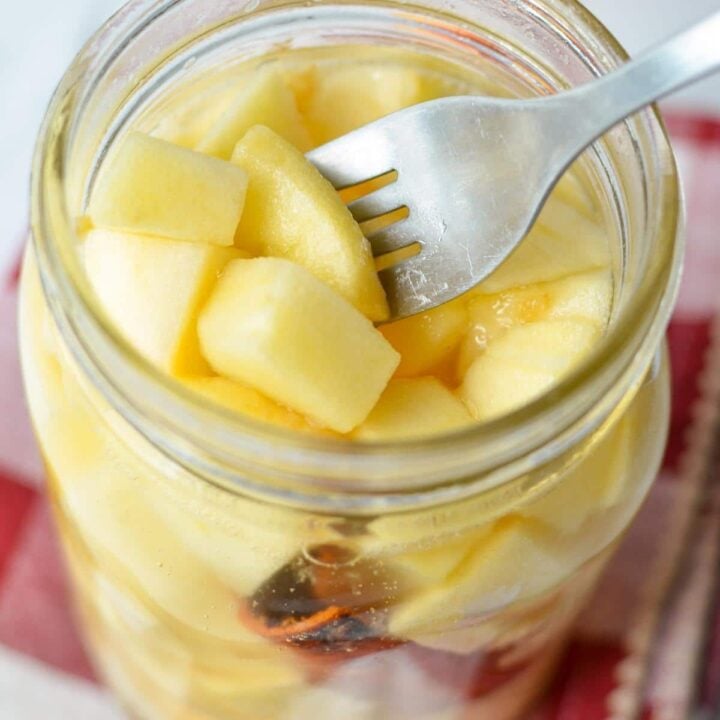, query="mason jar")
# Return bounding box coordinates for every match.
[20,0,682,718]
